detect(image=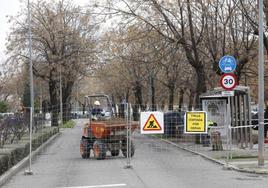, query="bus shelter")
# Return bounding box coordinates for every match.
[199,86,252,148]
